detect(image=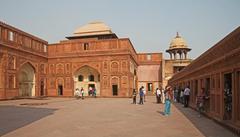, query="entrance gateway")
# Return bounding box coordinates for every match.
[18,63,36,97]
[73,66,100,96]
